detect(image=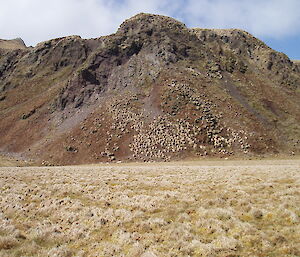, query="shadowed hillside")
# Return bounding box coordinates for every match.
[0,13,299,165]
